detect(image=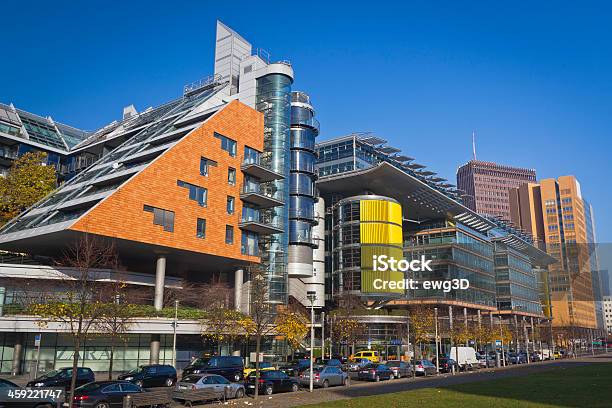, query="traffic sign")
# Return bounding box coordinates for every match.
[34,334,42,347]
[495,340,502,347]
